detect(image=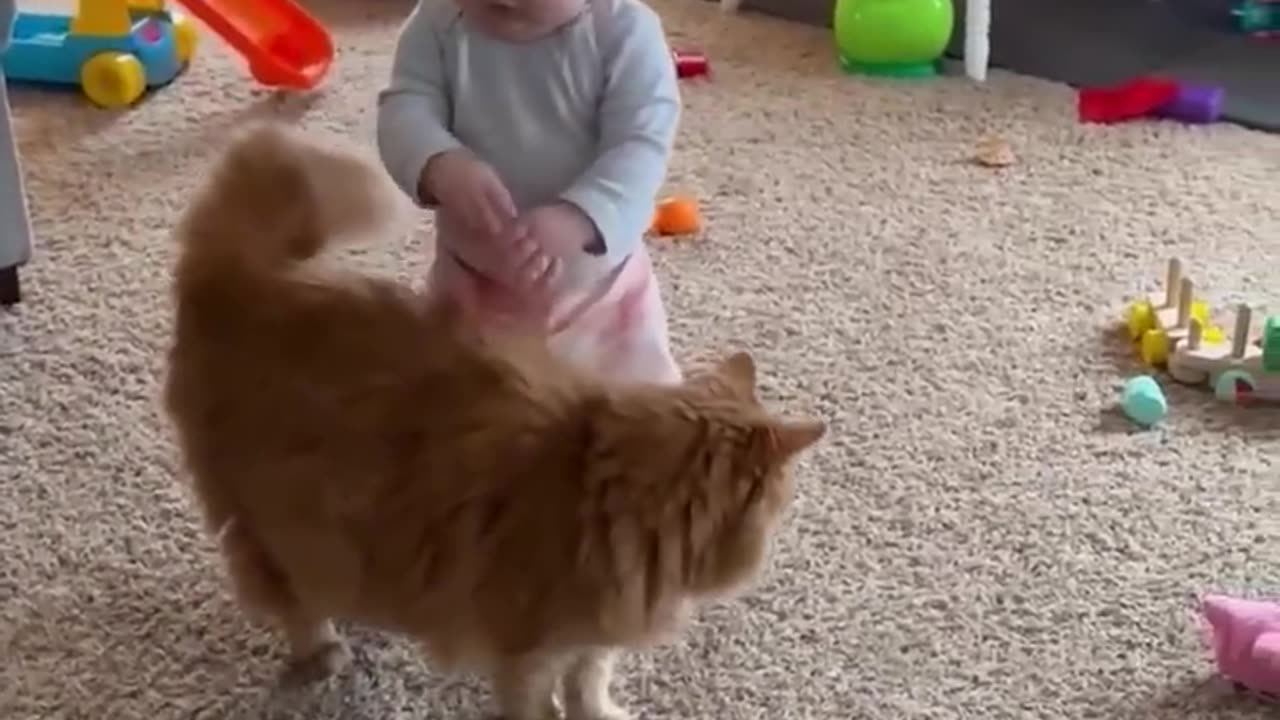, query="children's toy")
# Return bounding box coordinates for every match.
[1201,594,1280,697]
[673,49,708,79]
[1079,77,1176,123]
[178,0,332,89]
[1233,0,1280,36]
[1124,258,1279,406]
[1124,258,1222,367]
[0,0,332,108]
[833,0,954,78]
[1121,375,1168,427]
[1,0,198,108]
[1154,84,1226,124]
[1079,76,1225,125]
[1168,303,1280,405]
[650,197,701,236]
